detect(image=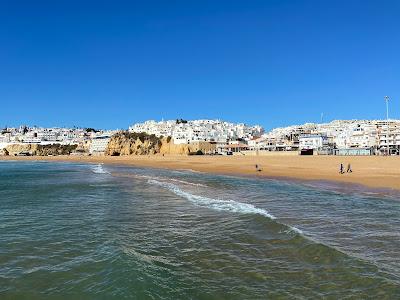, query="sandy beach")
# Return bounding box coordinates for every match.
[1,154,400,191]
